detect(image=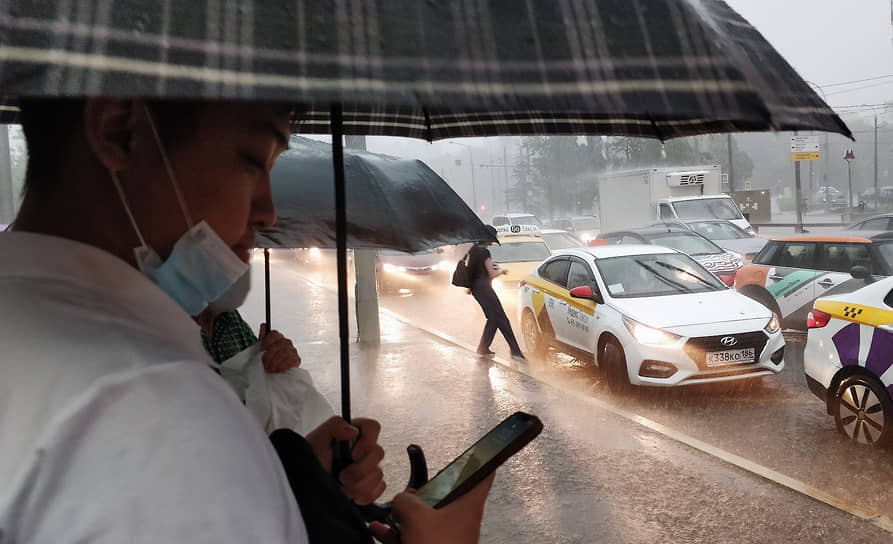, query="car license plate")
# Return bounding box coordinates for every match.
[706,347,755,367]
